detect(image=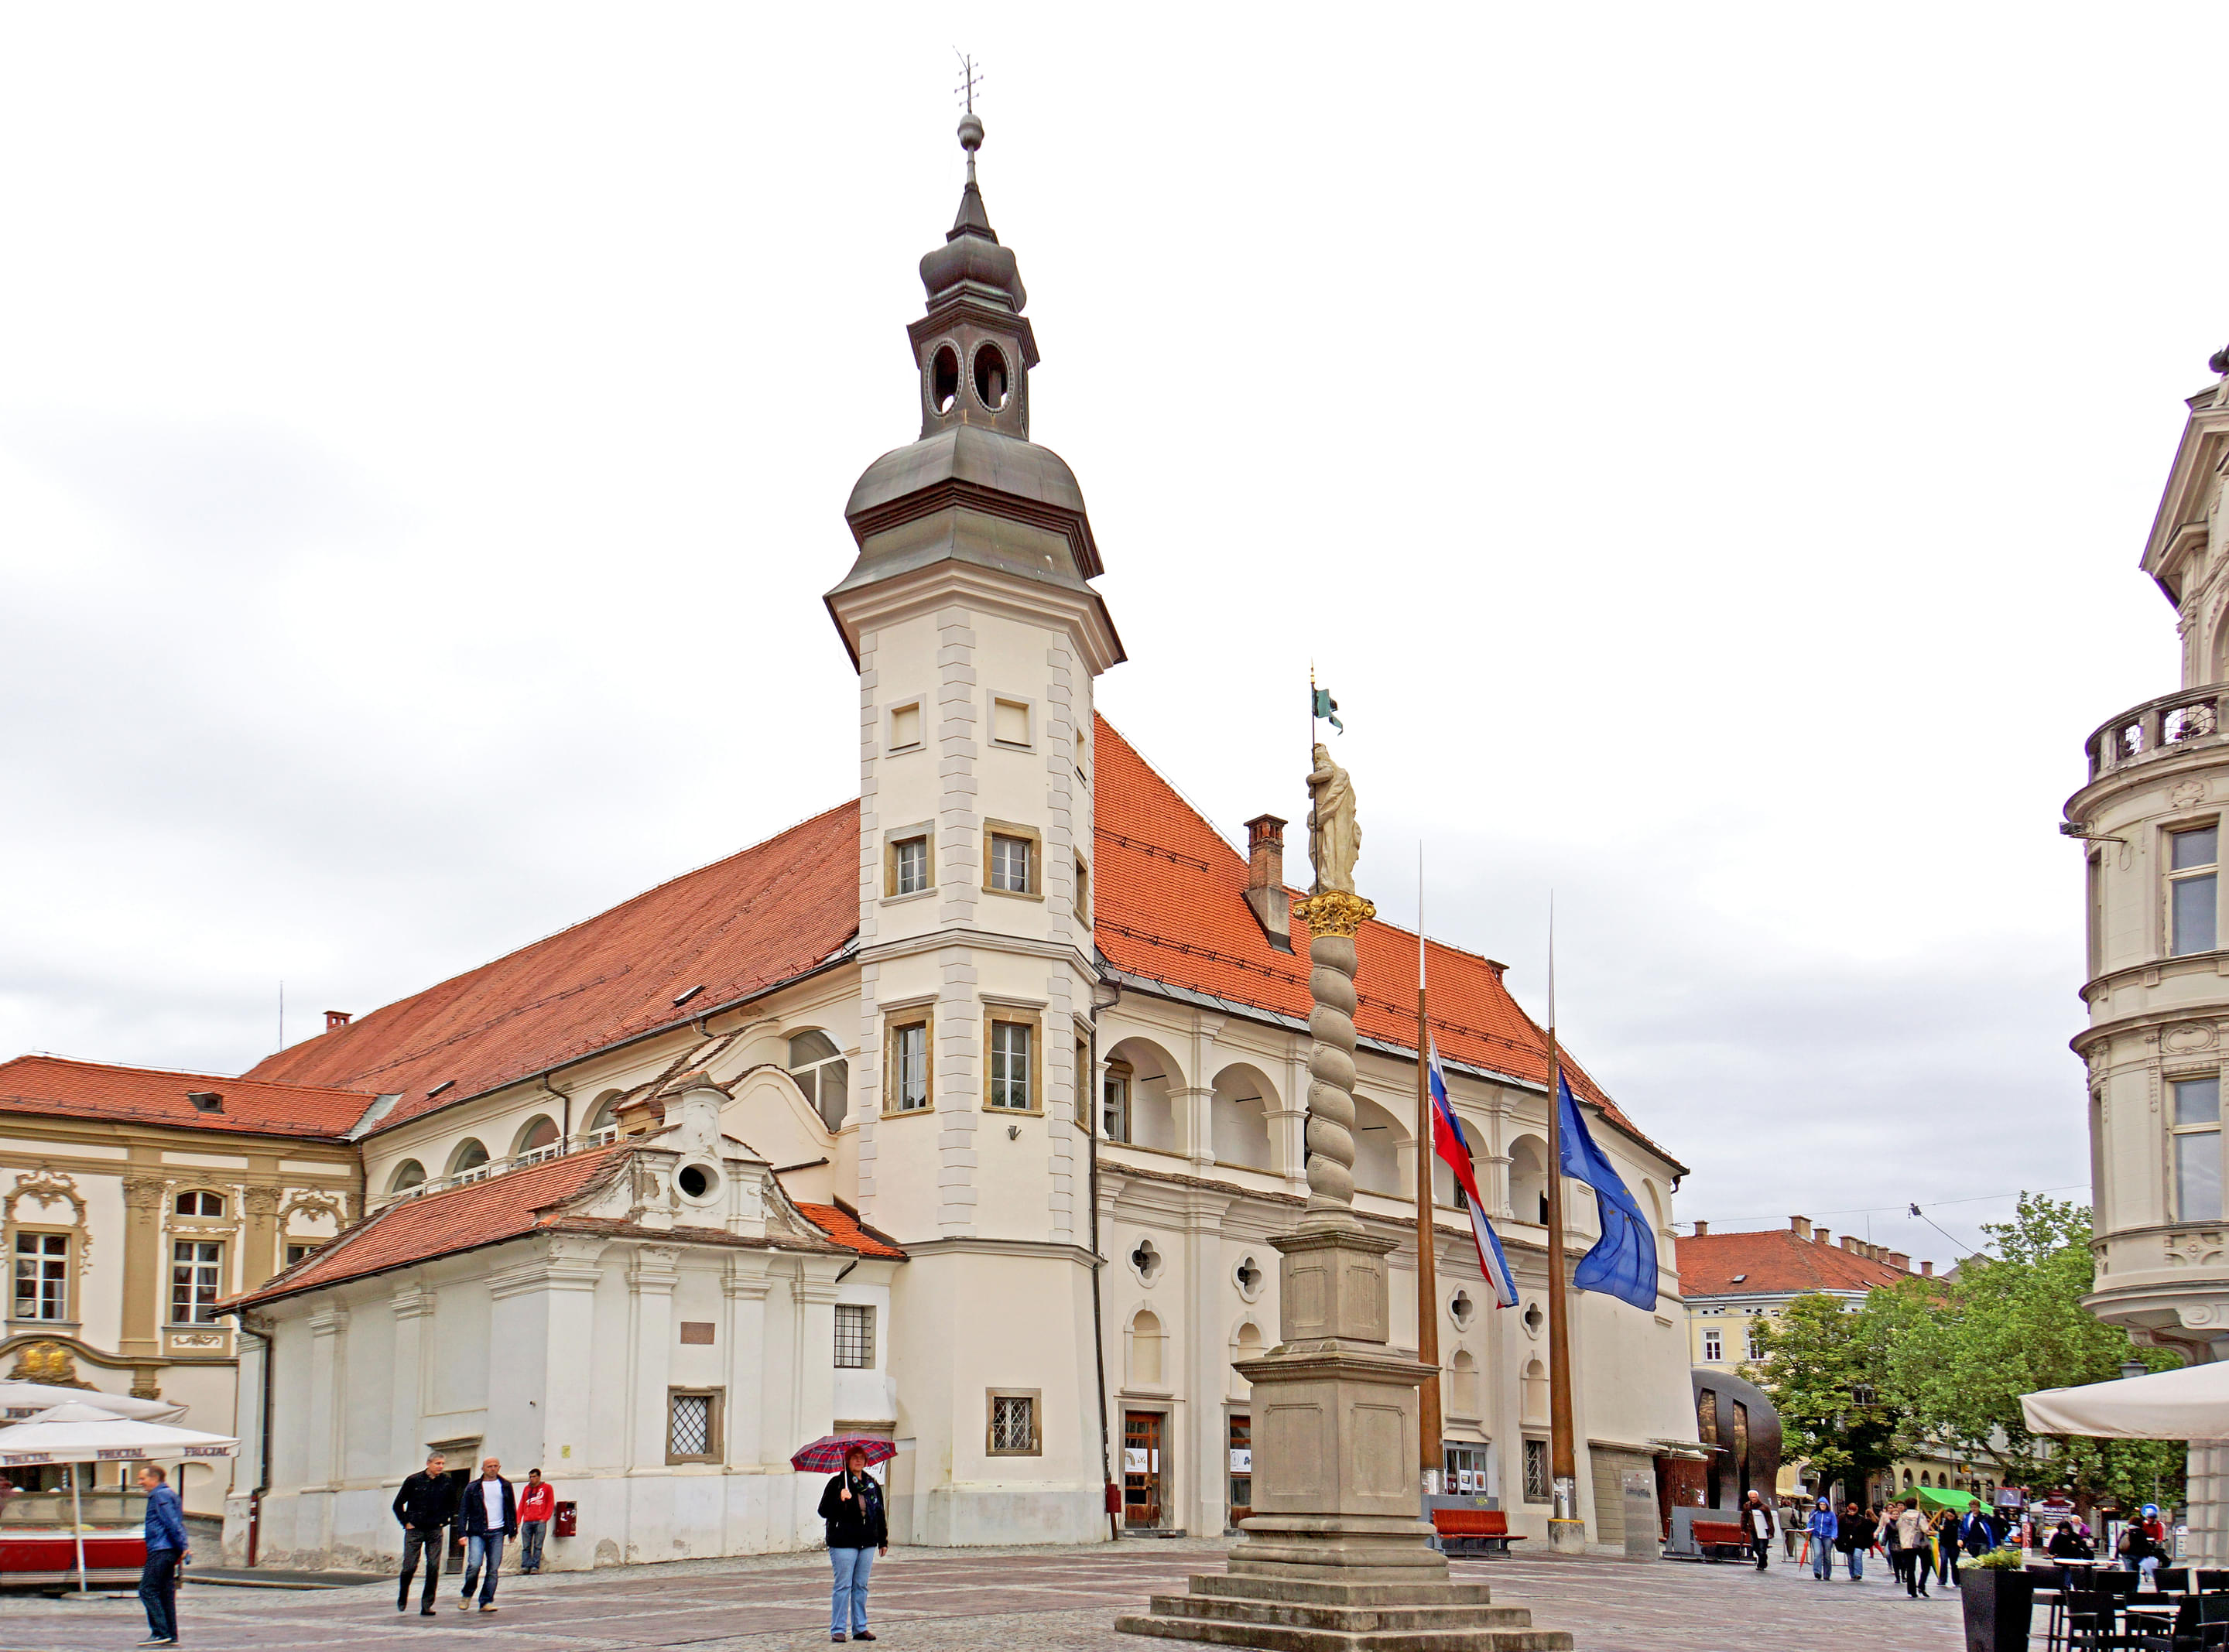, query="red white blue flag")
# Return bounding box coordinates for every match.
[1429,1038,1519,1308]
